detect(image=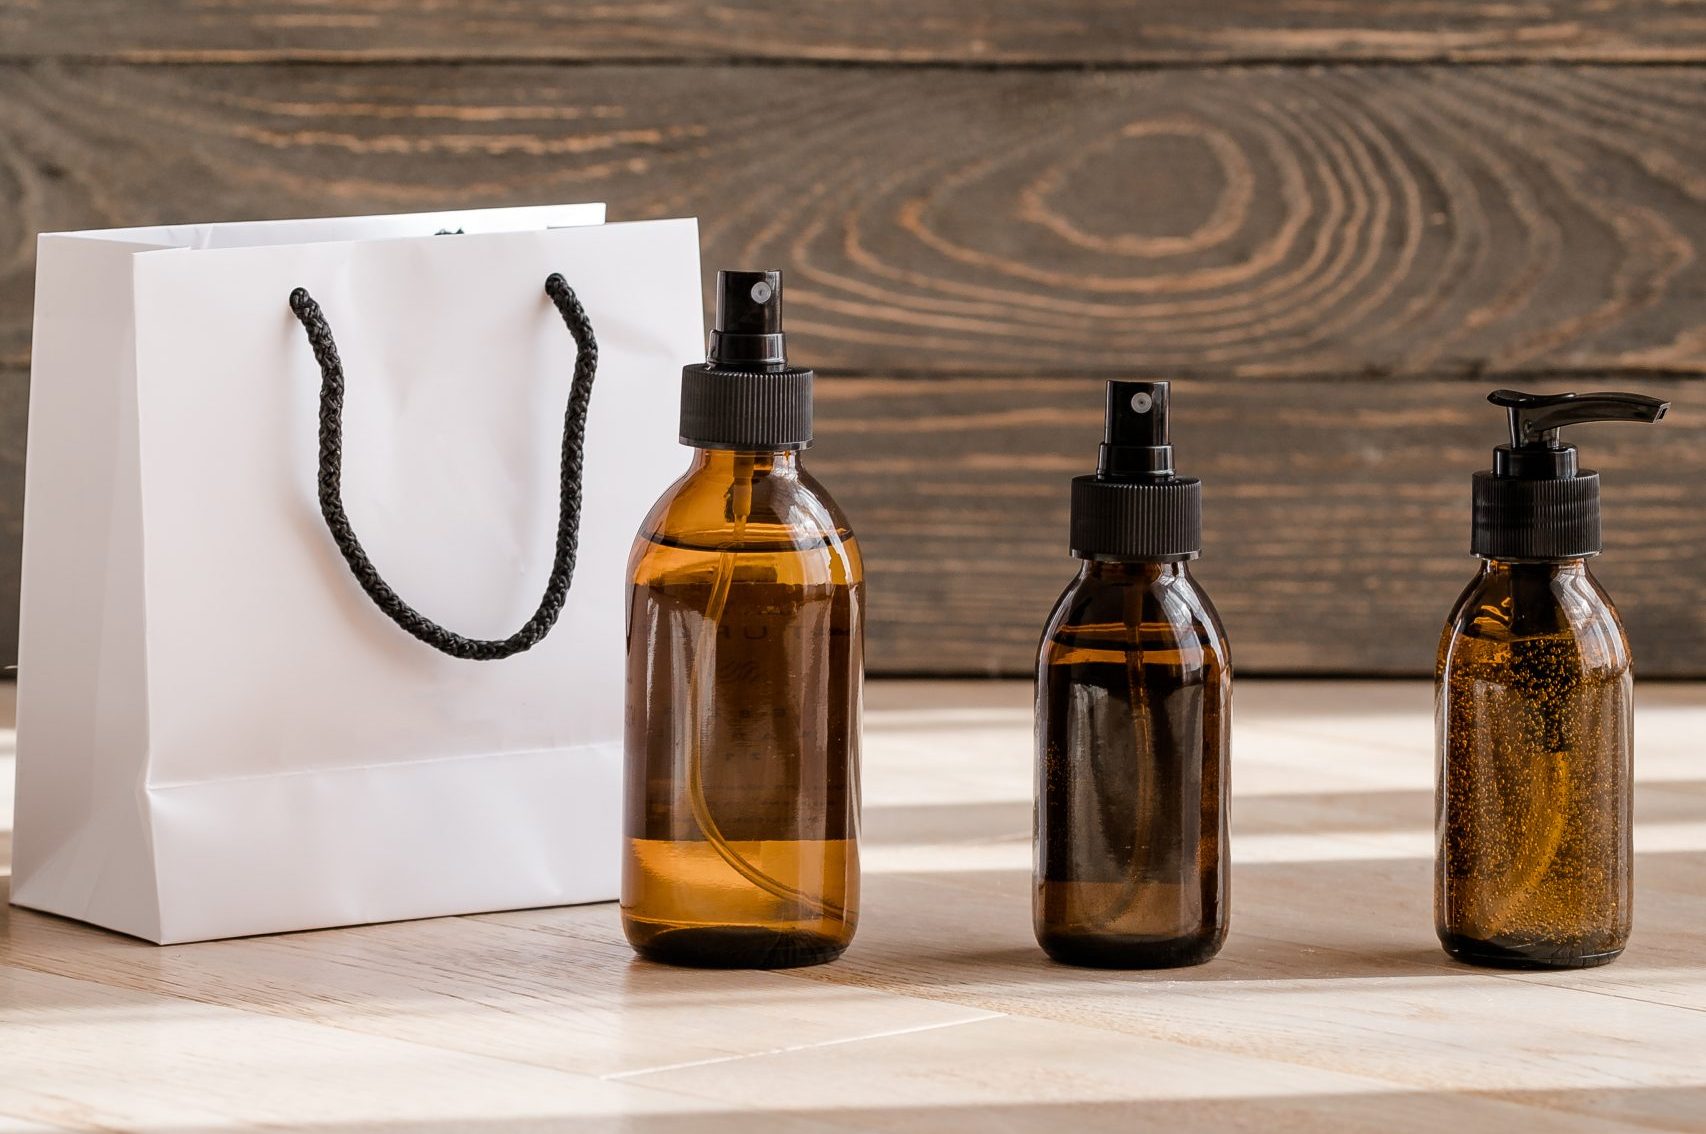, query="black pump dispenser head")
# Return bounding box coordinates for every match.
[1472,388,1668,560]
[679,269,813,451]
[1070,381,1202,561]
